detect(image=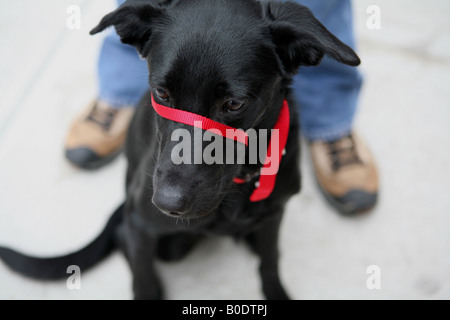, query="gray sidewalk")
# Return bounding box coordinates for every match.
[0,0,449,299]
